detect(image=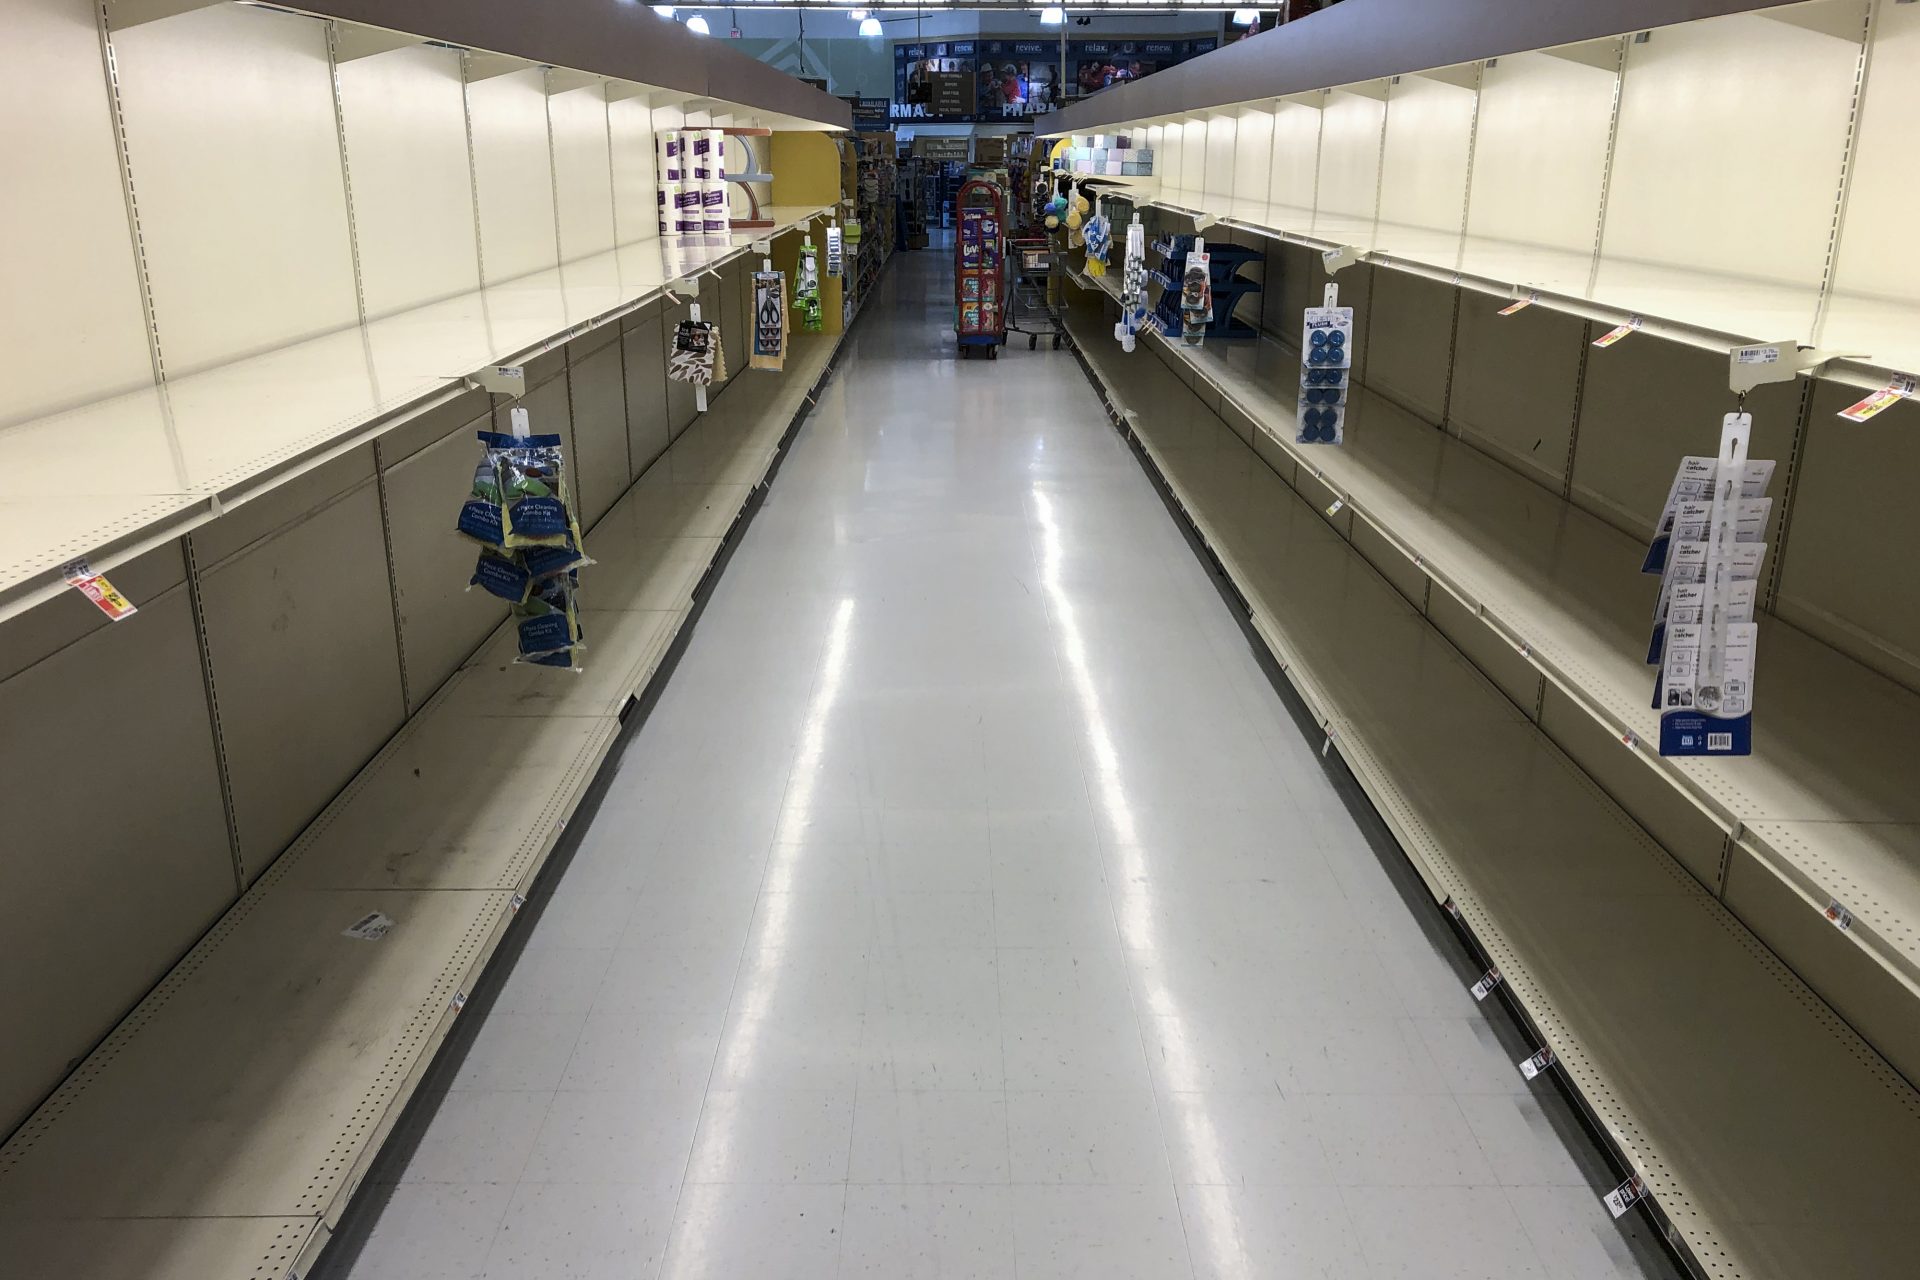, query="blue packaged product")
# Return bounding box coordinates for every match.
[470,548,532,603]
